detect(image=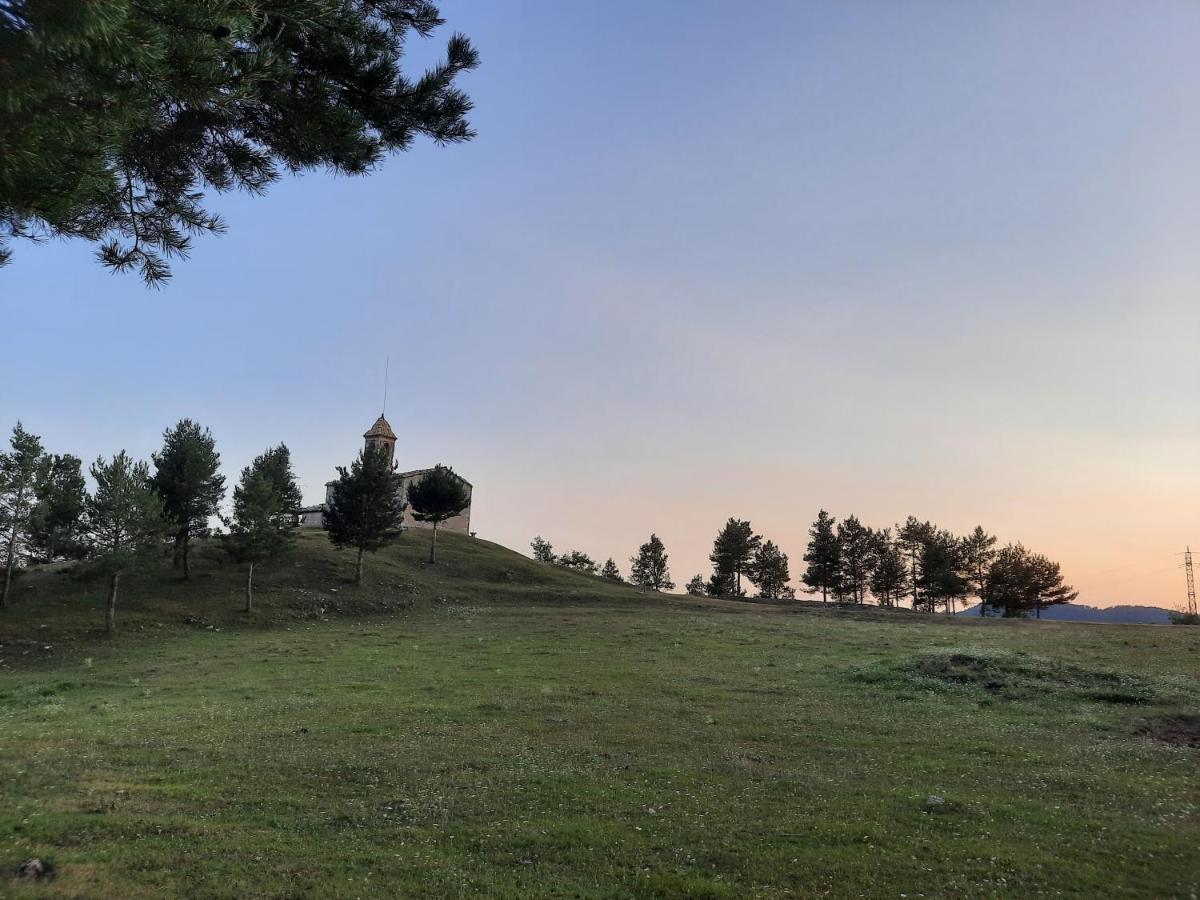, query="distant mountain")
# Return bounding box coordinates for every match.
[958,602,1176,625]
